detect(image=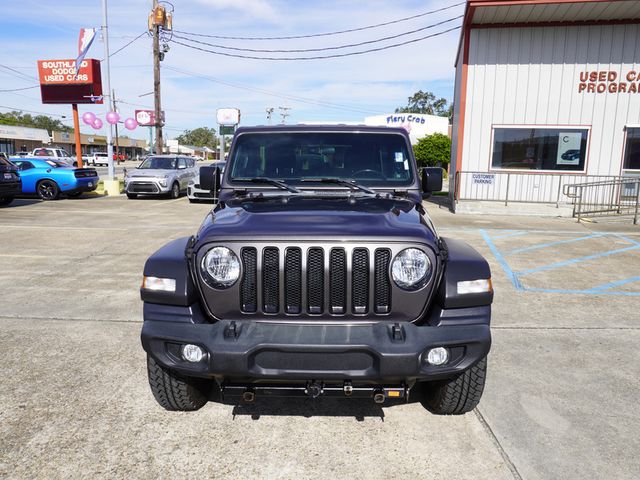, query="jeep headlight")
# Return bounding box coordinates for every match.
[202,246,240,288]
[391,248,431,290]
